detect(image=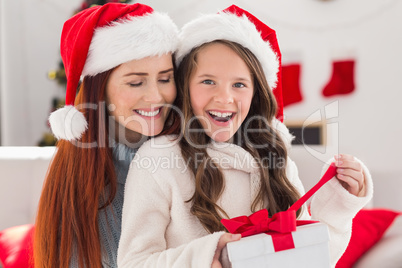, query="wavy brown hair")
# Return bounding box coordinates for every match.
[175,40,301,233]
[34,70,116,268]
